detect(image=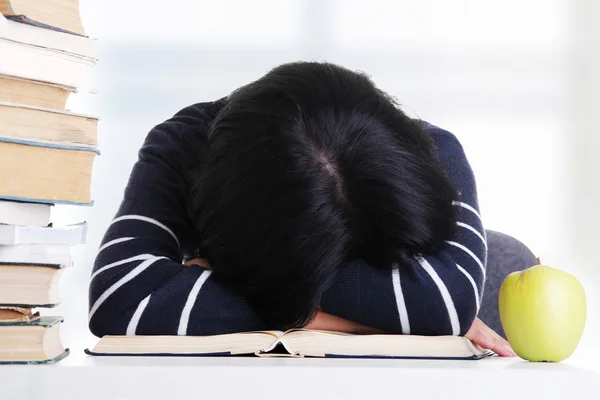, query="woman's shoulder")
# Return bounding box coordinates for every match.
[170,97,228,124]
[416,120,467,161]
[135,98,227,180]
[139,98,227,154]
[156,98,227,138]
[418,120,459,141]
